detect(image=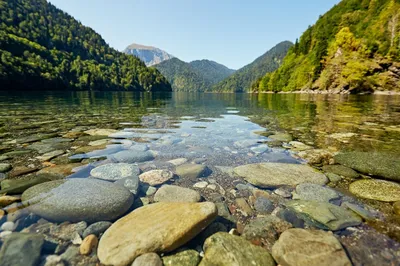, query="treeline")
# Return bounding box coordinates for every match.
[0,0,171,91]
[255,0,400,93]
